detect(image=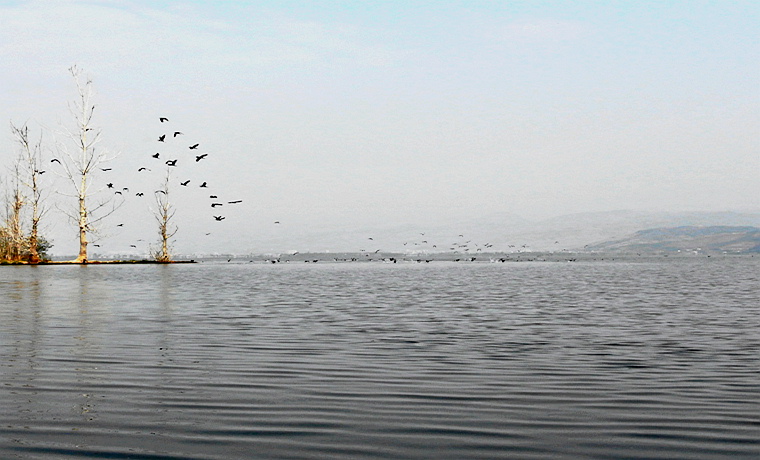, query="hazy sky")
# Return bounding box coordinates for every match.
[1,0,758,256]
